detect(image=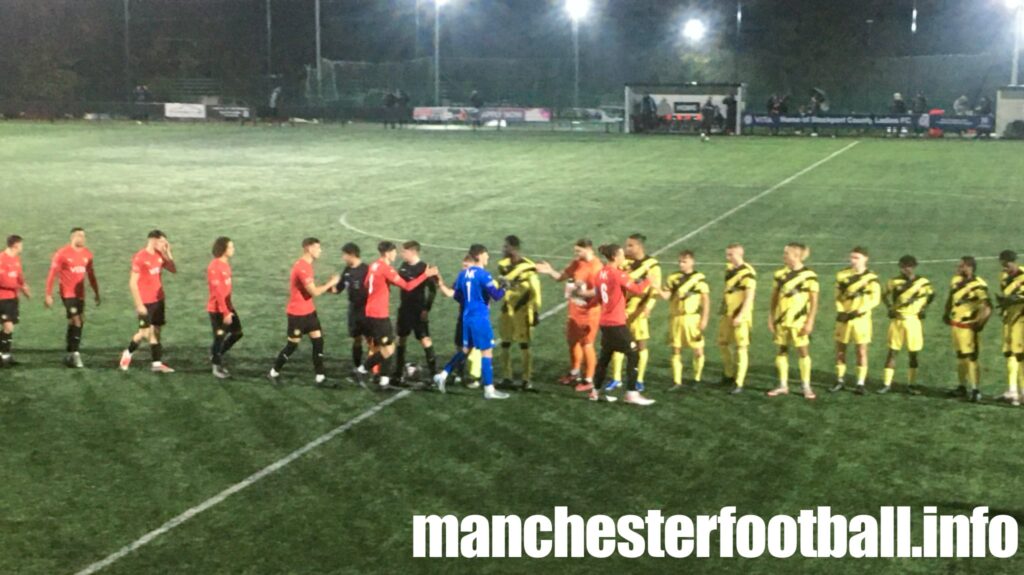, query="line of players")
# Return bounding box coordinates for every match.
[2,230,1024,406]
